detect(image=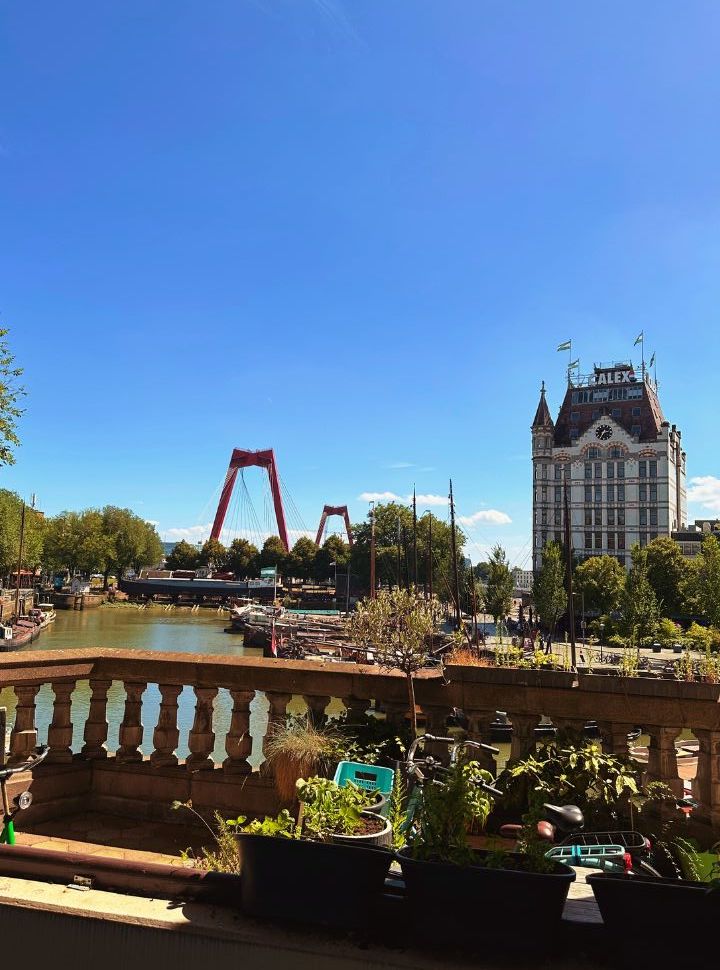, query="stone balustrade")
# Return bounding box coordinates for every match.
[0,649,719,831]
